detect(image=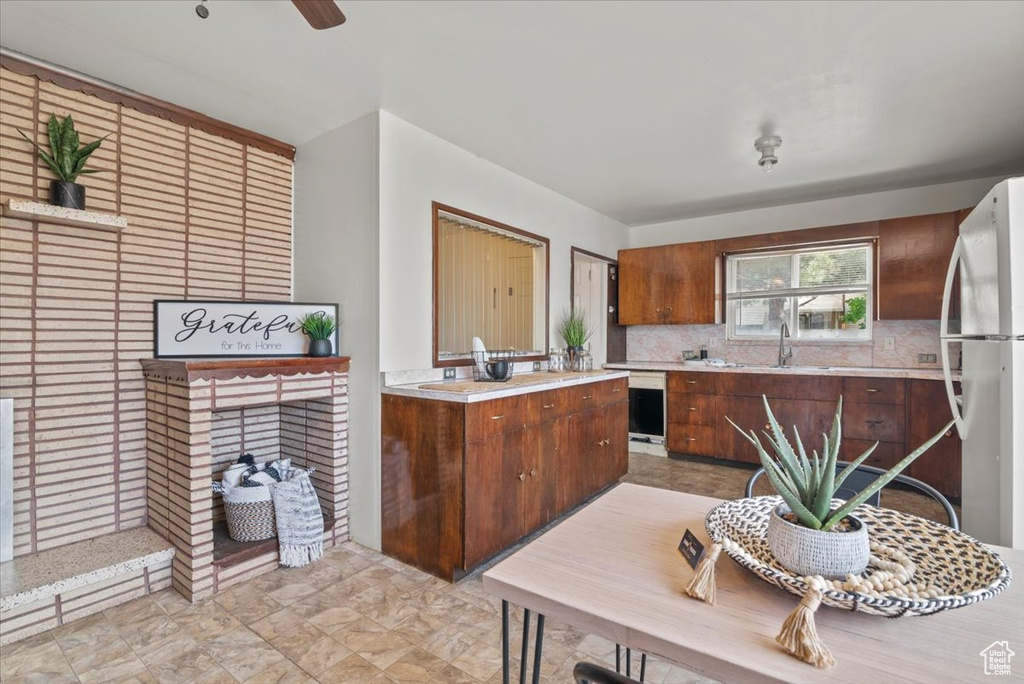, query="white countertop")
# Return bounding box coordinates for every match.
[605,361,956,381]
[382,370,630,403]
